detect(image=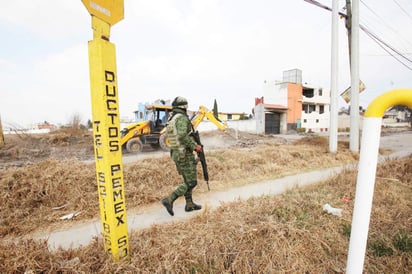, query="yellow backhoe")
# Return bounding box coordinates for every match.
[120,105,227,153]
